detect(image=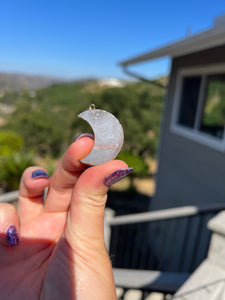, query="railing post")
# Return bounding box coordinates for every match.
[207,211,225,266]
[104,208,115,252]
[173,210,225,299]
[0,190,19,203]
